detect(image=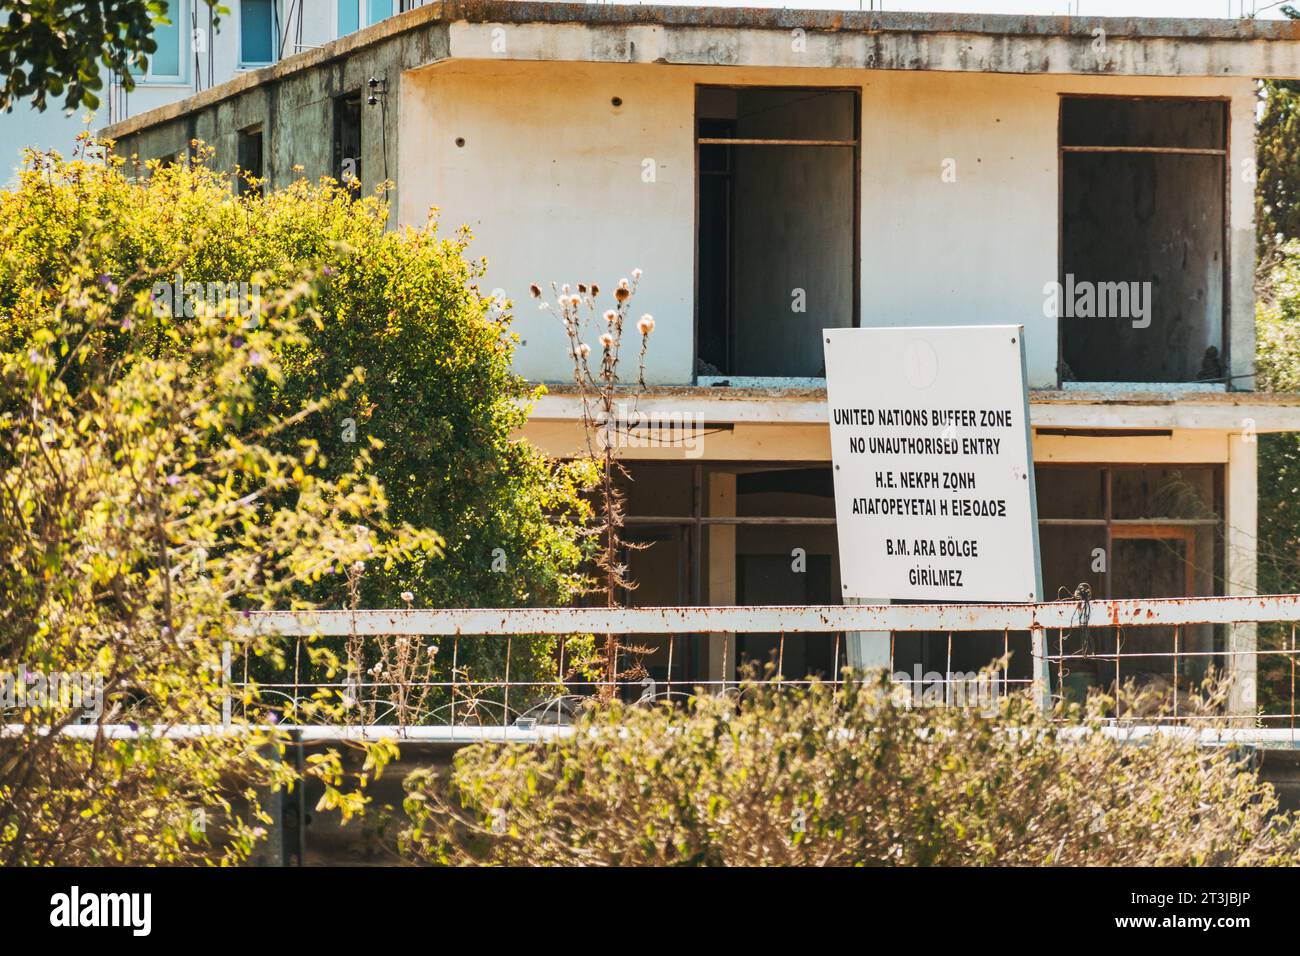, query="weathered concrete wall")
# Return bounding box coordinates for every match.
[399,59,696,386]
[101,6,1263,390]
[397,60,1254,389]
[113,22,452,228]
